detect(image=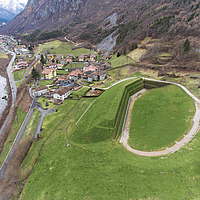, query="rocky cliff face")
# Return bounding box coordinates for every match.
[2,0,200,47]
[0,0,133,34]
